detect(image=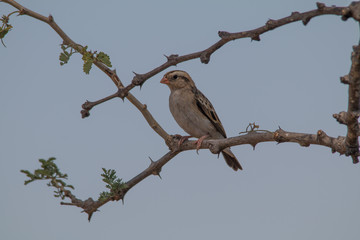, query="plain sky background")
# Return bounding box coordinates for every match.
[1,0,360,239]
